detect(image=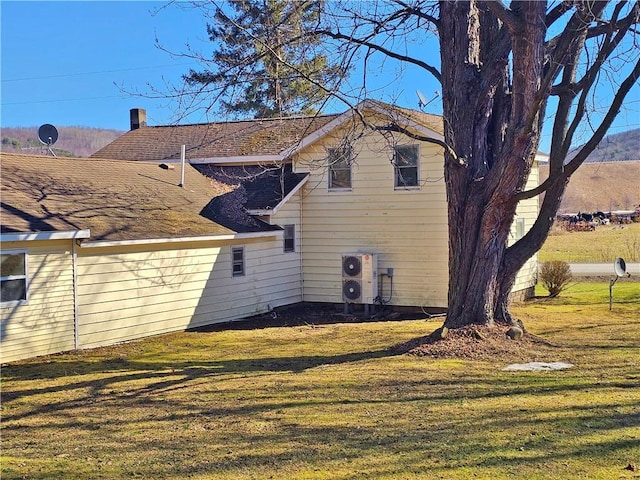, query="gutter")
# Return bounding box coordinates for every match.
[0,230,91,242]
[78,230,282,248]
